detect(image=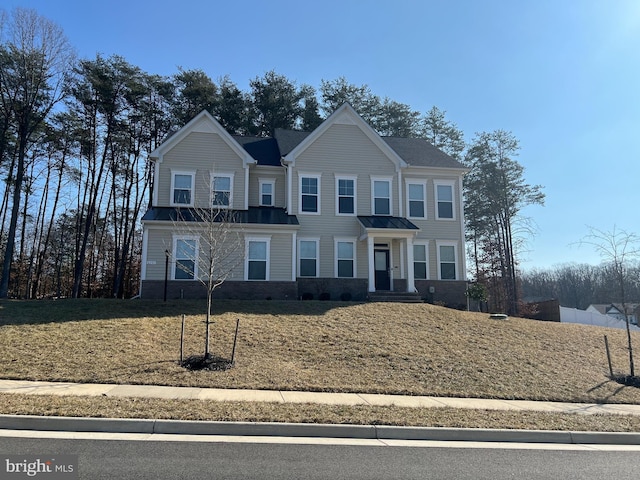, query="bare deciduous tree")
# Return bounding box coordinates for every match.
[171,173,244,359]
[578,225,640,378]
